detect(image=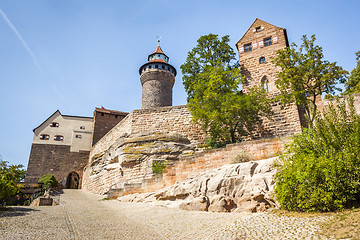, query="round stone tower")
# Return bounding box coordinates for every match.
[139,45,177,109]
